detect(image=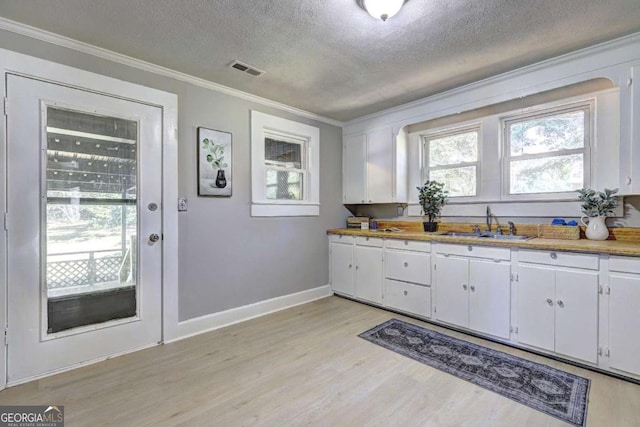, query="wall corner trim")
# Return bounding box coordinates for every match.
[0,17,343,128]
[166,285,332,343]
